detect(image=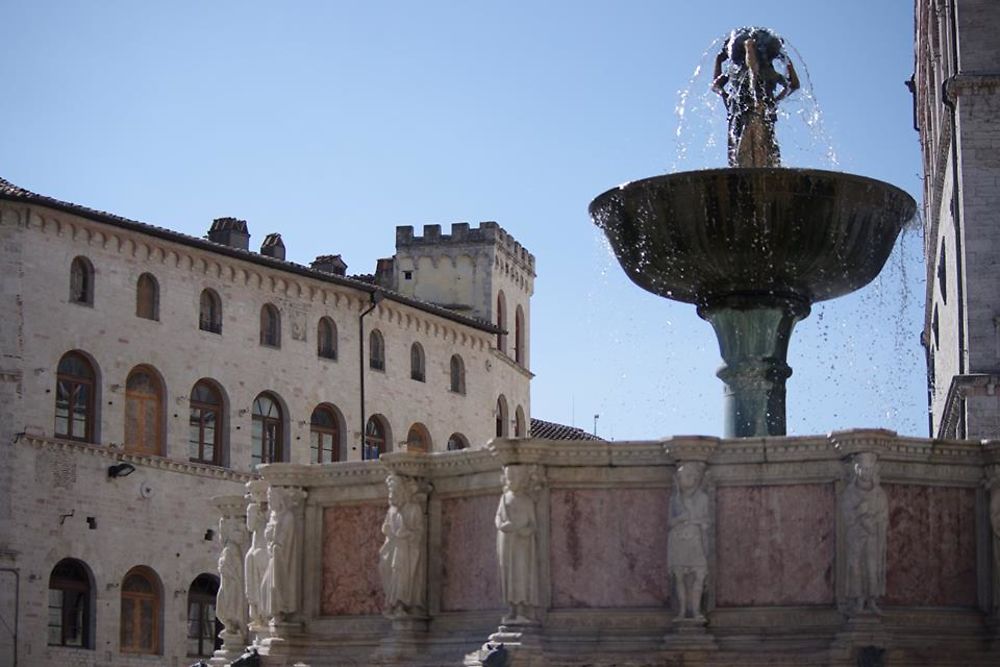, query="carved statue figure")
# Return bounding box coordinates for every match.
[244,485,269,632]
[668,461,710,622]
[216,516,248,639]
[989,477,1000,614]
[840,452,889,615]
[495,464,543,625]
[379,473,428,617]
[260,486,306,624]
[712,26,799,167]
